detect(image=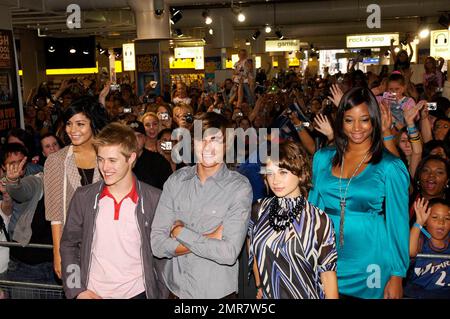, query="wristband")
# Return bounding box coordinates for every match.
[383,135,395,141]
[294,123,304,132]
[413,222,432,239]
[406,125,417,132]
